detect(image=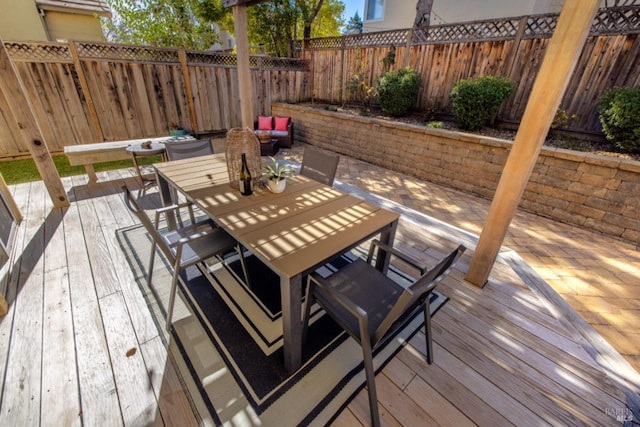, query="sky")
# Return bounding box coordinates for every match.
[342,0,364,22]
